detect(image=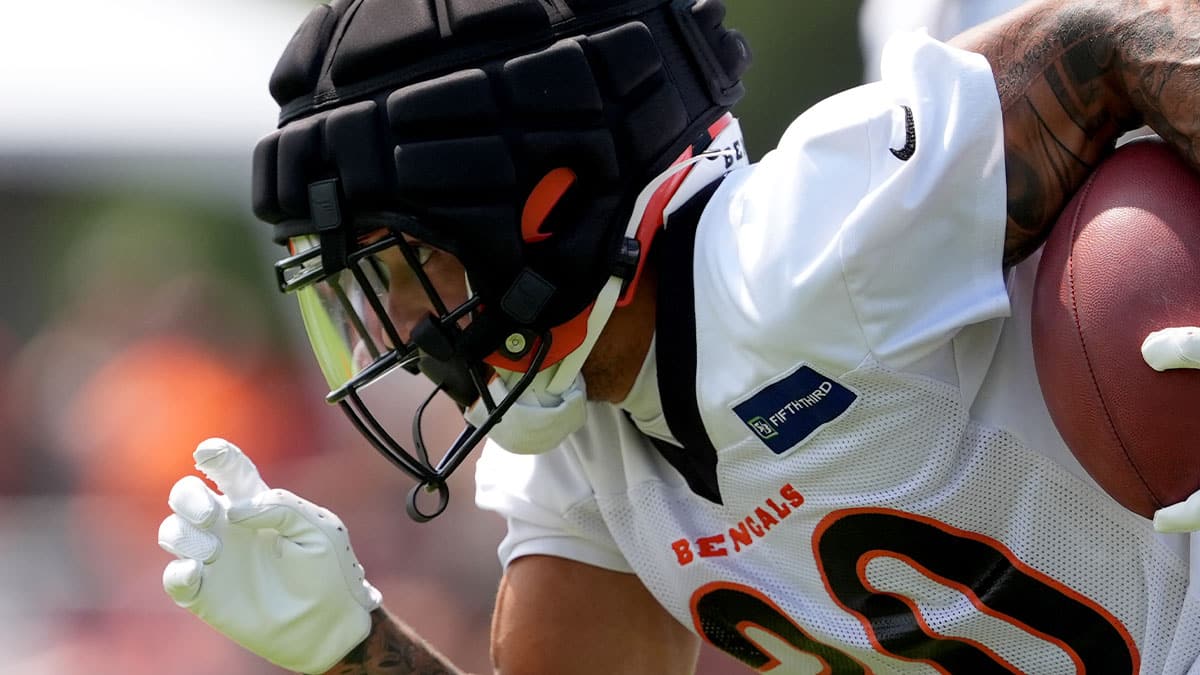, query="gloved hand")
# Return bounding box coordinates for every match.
[1141,328,1200,532]
[158,438,382,673]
